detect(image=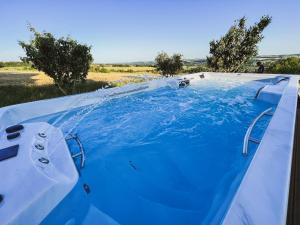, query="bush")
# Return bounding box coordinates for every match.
[90,66,110,73]
[155,52,183,76]
[0,62,4,68]
[207,16,271,72]
[19,26,93,95]
[98,67,110,73]
[267,57,300,75]
[0,61,30,67]
[183,65,211,74]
